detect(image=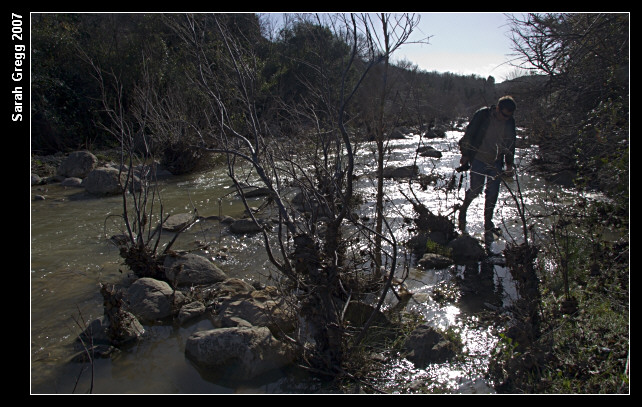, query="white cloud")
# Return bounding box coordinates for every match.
[394,50,515,82]
[391,12,516,81]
